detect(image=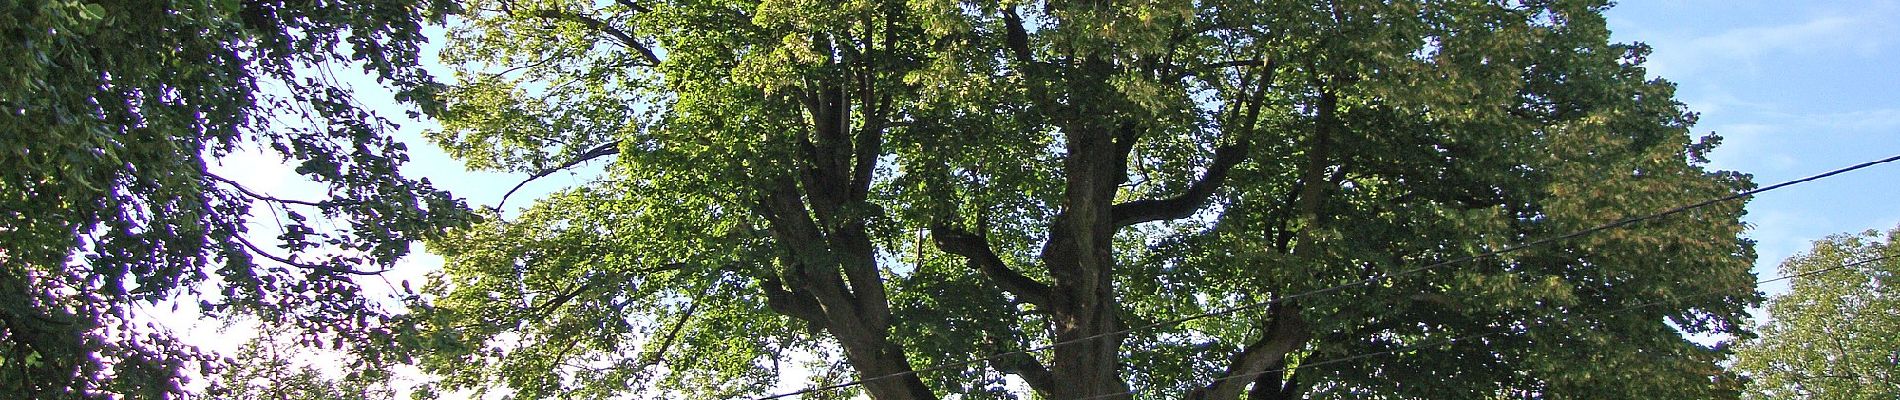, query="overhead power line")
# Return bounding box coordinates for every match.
[752,153,1900,400]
